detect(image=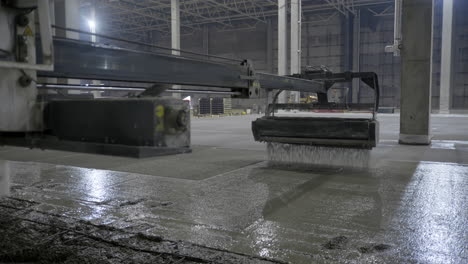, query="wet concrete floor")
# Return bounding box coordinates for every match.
[0,113,467,263]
